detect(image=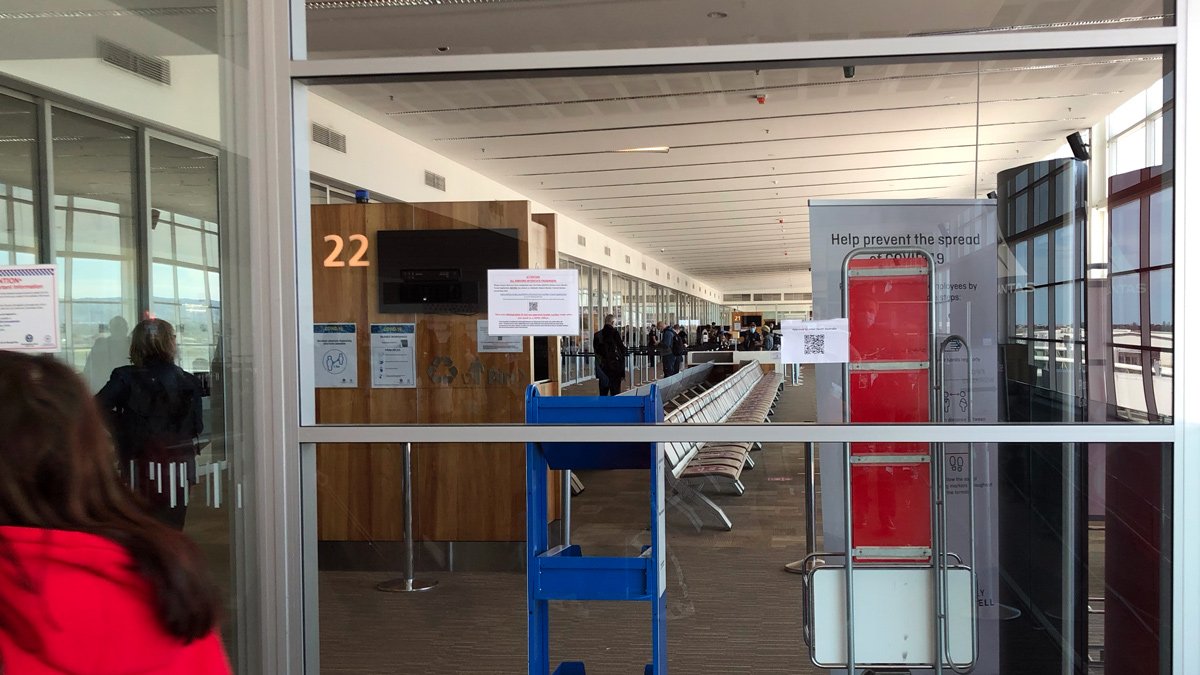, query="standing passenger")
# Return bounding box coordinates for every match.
[592,314,627,396]
[0,351,230,674]
[658,322,679,377]
[97,319,204,530]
